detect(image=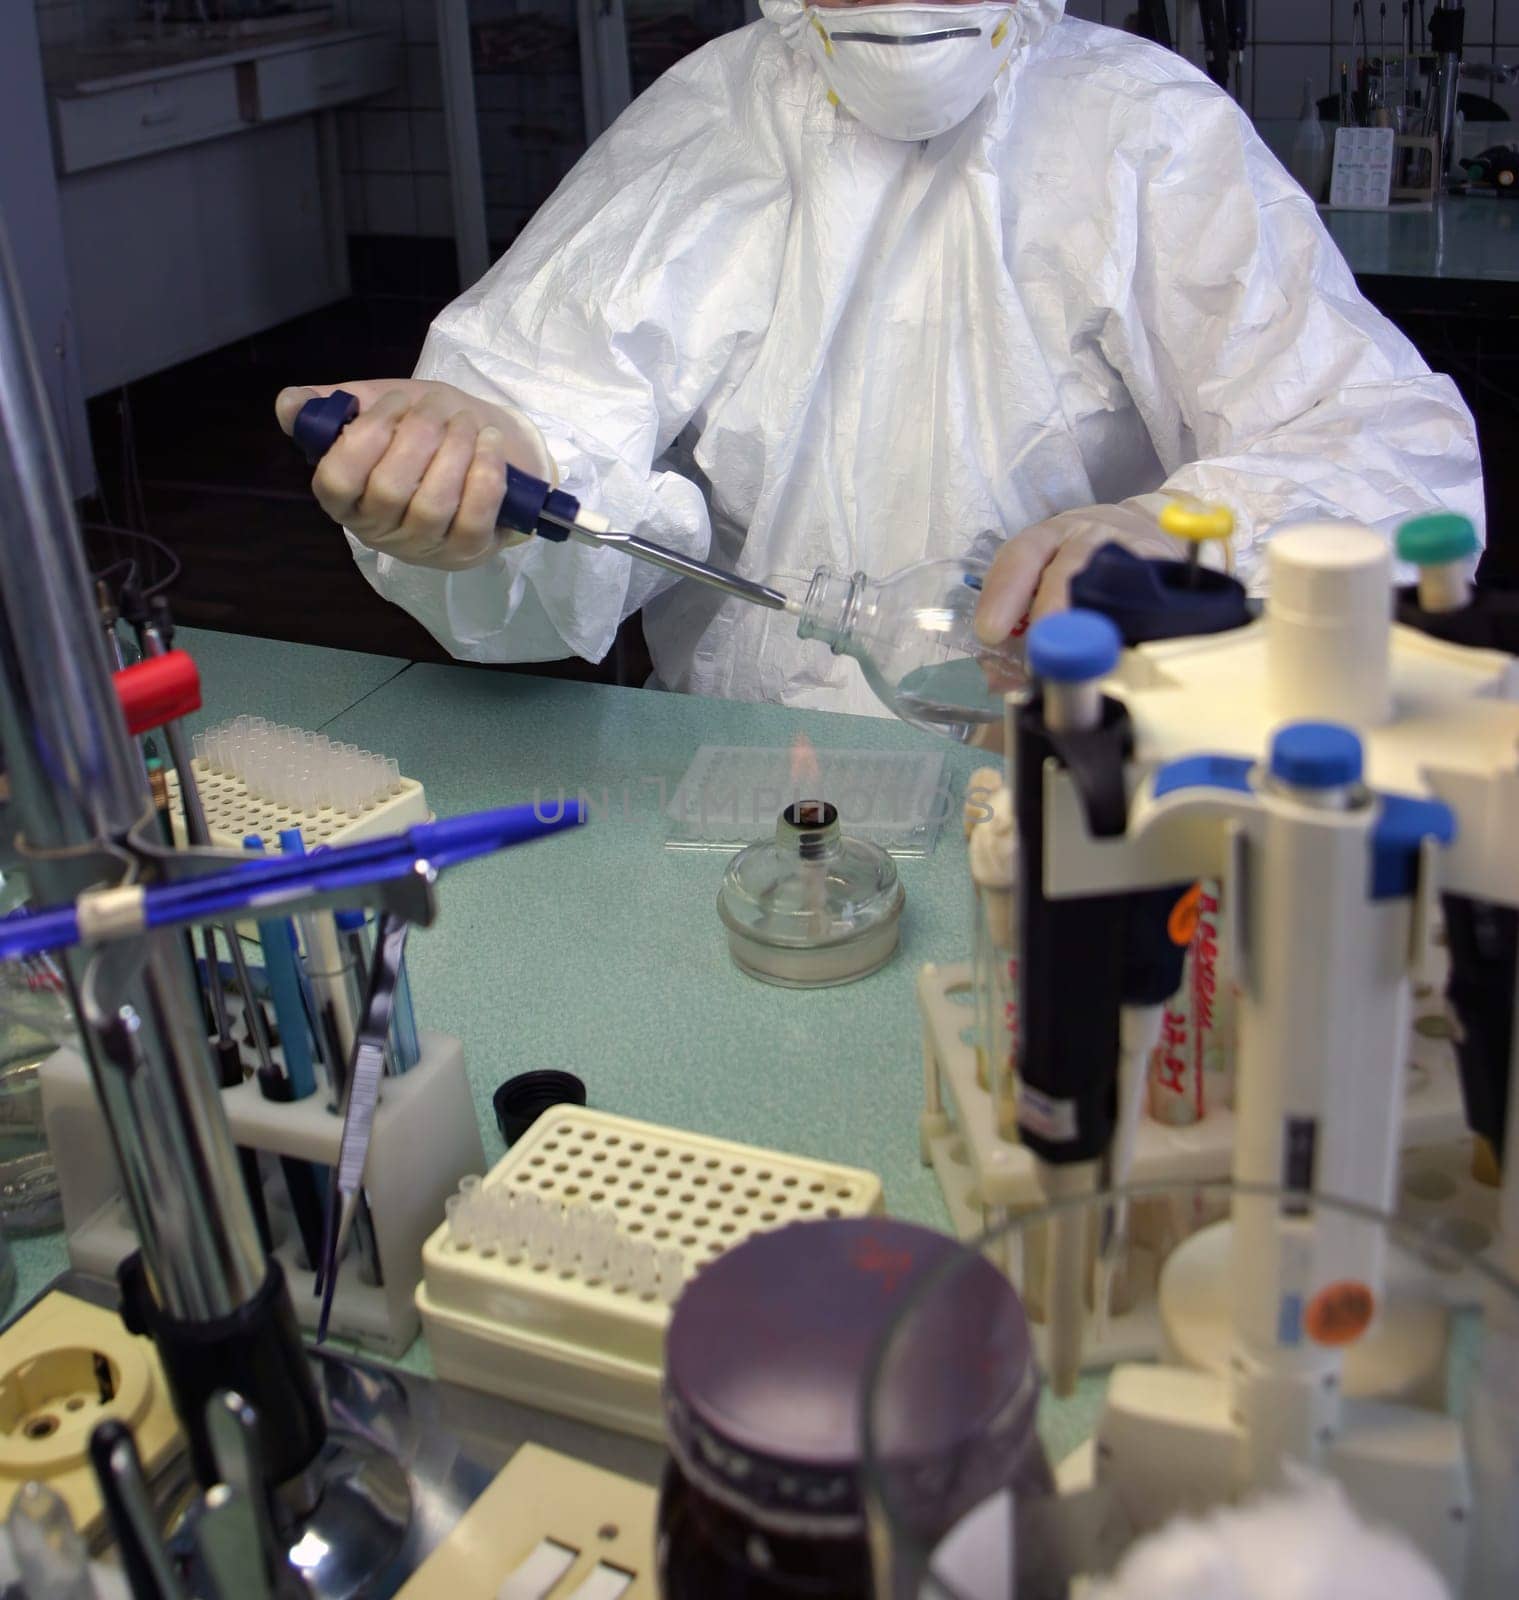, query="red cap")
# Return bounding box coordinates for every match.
[114,651,201,735]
